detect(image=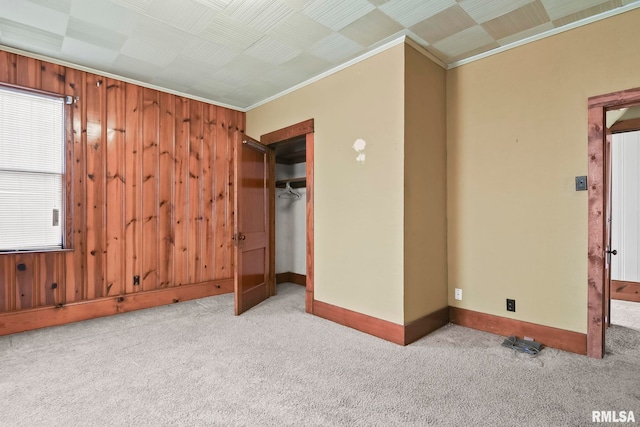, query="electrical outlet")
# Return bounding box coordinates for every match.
[454,288,462,300]
[506,299,516,312]
[133,275,140,286]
